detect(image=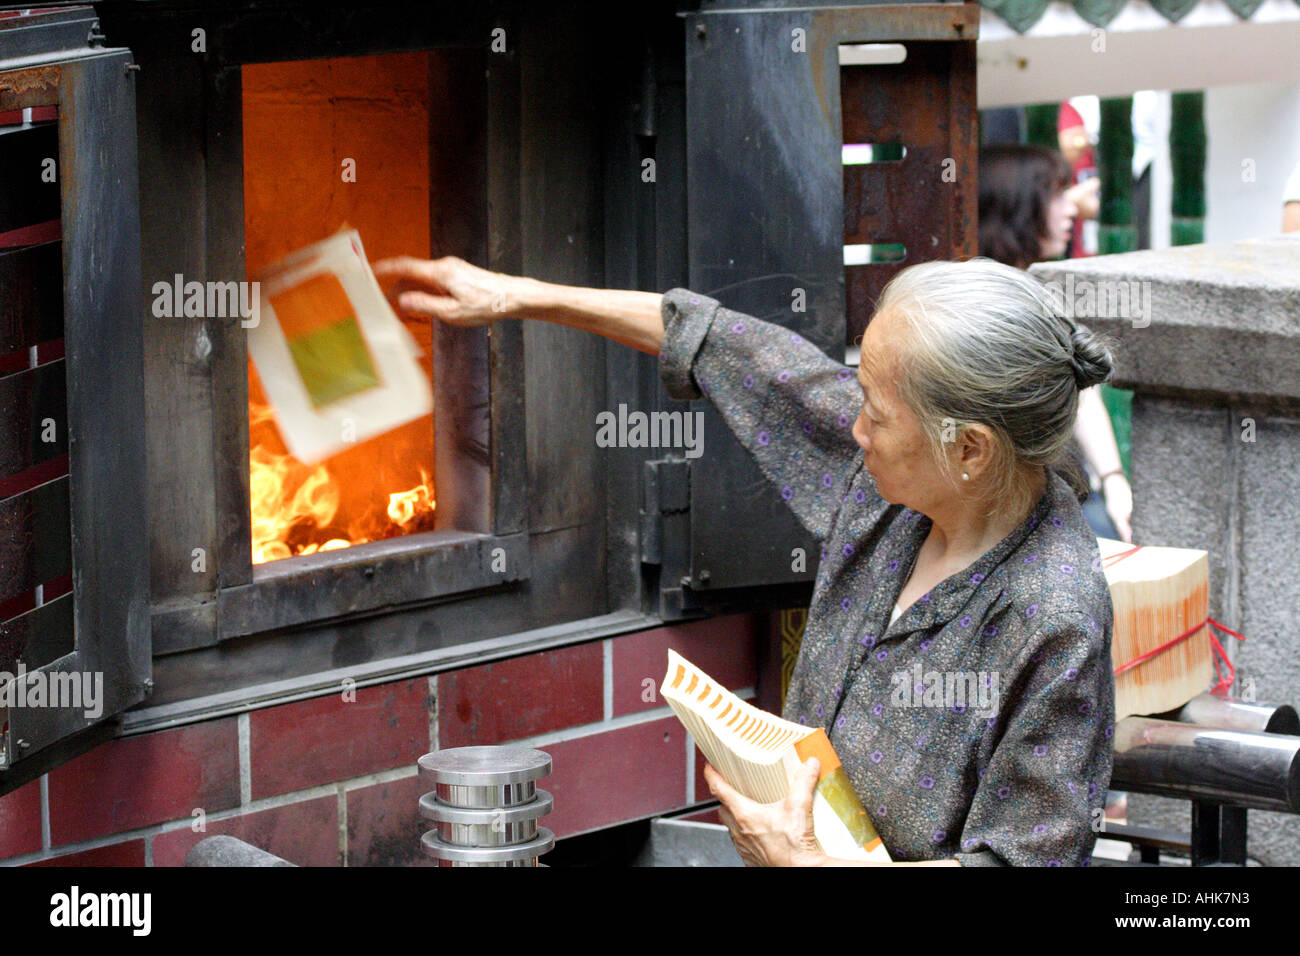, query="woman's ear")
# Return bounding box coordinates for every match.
[956,424,998,481]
